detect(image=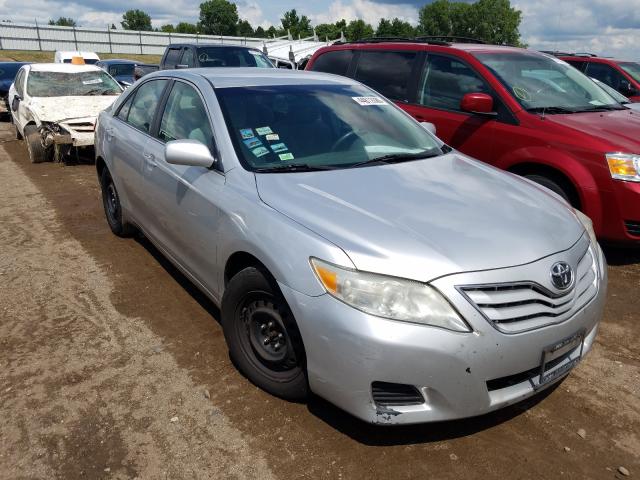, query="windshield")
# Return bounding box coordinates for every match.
[619,62,640,83]
[217,84,444,171]
[197,47,273,68]
[108,64,135,78]
[476,52,621,112]
[27,70,122,97]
